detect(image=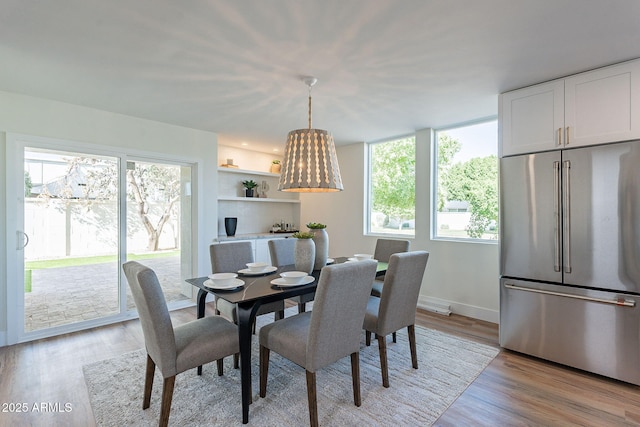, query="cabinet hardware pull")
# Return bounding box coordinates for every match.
[504,284,636,307]
[566,126,570,144]
[557,128,562,146]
